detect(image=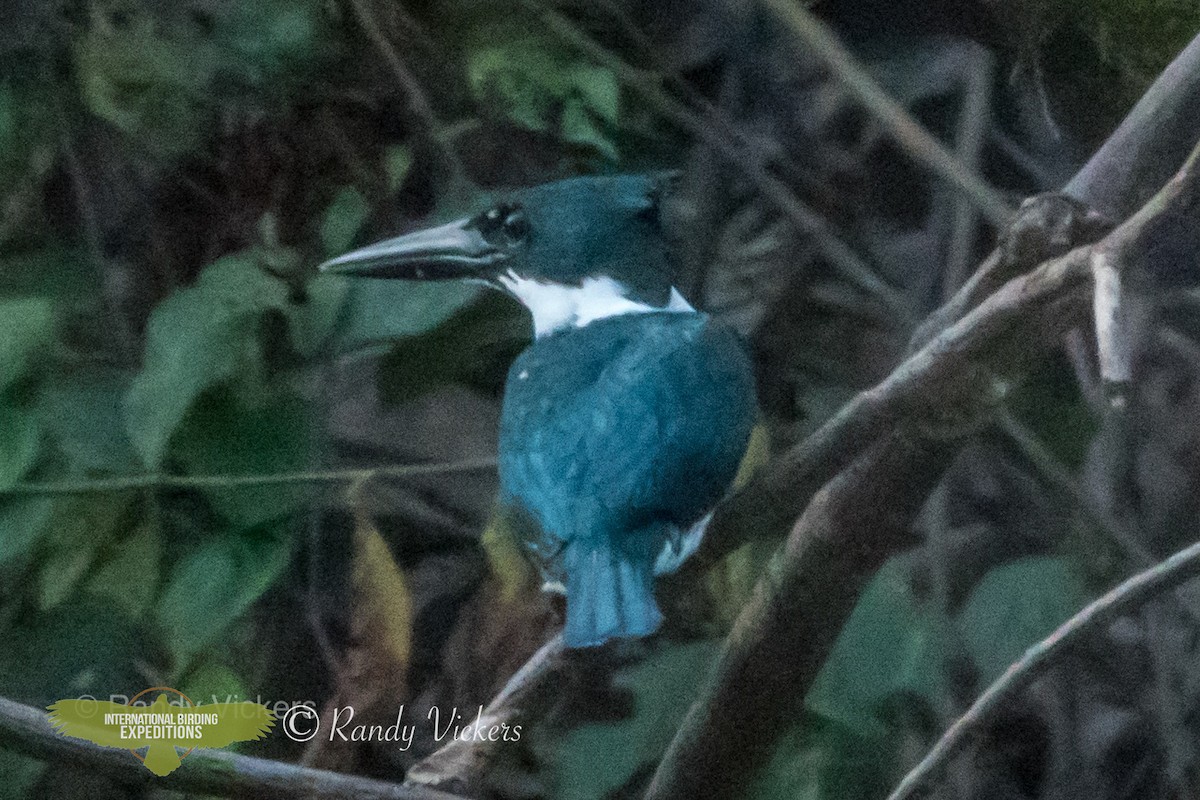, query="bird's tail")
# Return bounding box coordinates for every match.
[564,540,662,648]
